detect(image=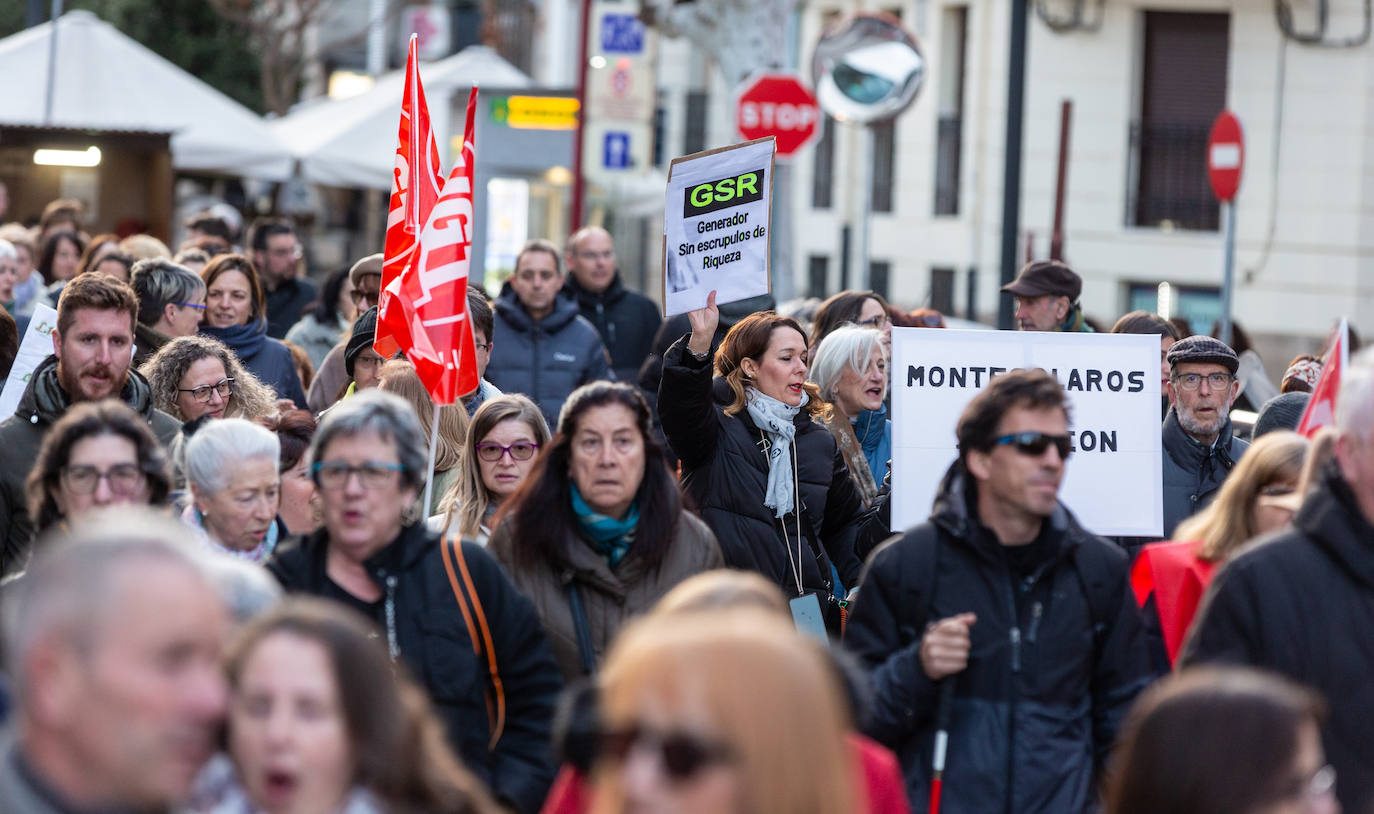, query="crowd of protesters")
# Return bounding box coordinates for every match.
[0,201,1363,814]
